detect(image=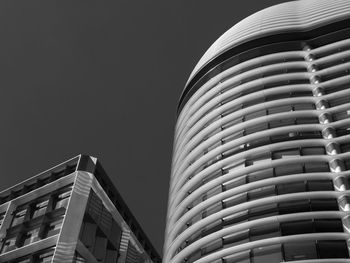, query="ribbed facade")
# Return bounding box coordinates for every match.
[164,1,350,262]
